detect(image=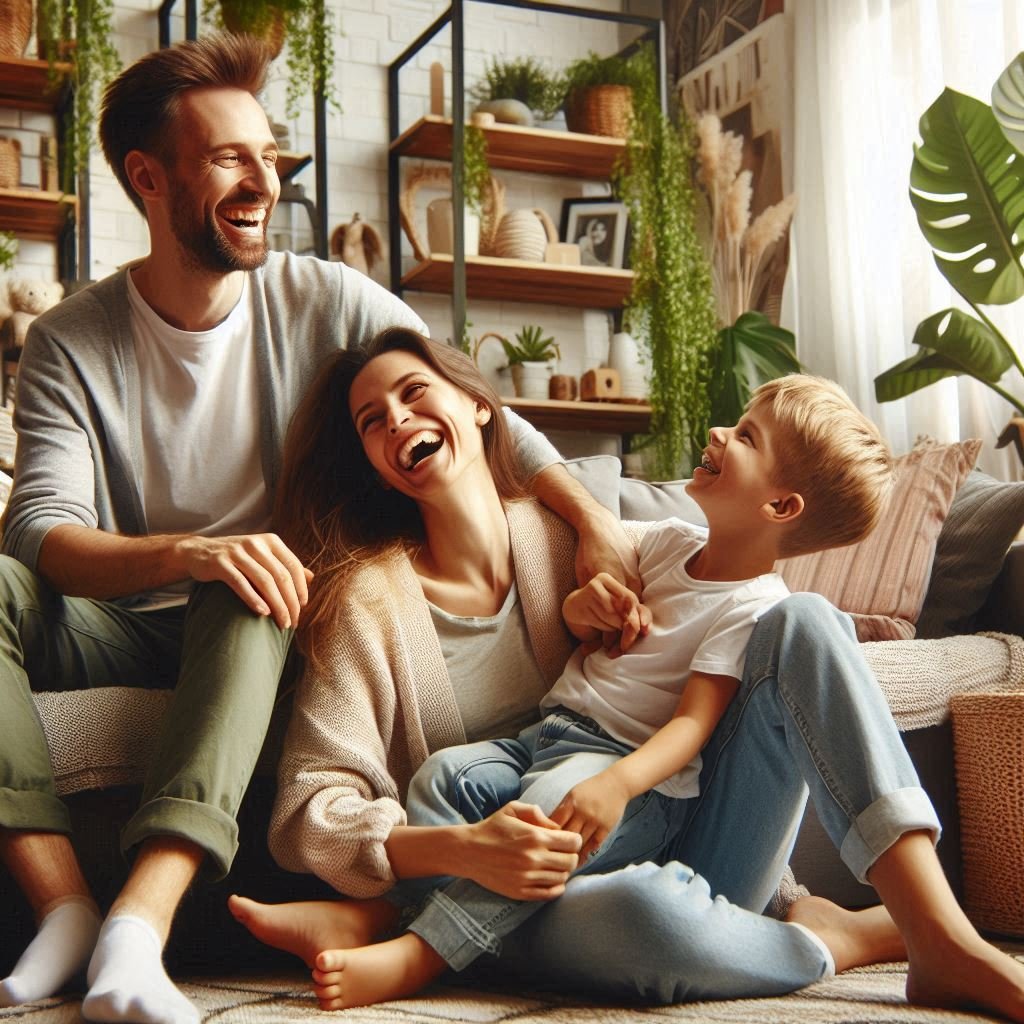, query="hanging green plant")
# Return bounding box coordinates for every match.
[614,45,719,477]
[0,230,17,272]
[462,123,490,218]
[37,0,122,190]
